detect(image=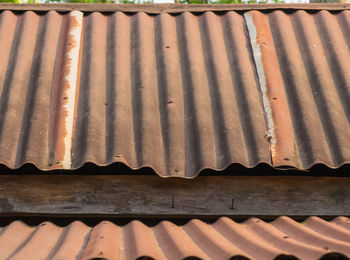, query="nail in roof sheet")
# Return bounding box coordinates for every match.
[0,7,349,177]
[0,217,350,259]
